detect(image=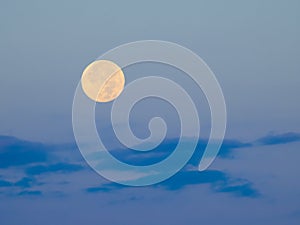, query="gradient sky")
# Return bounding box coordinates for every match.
[1,0,300,224]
